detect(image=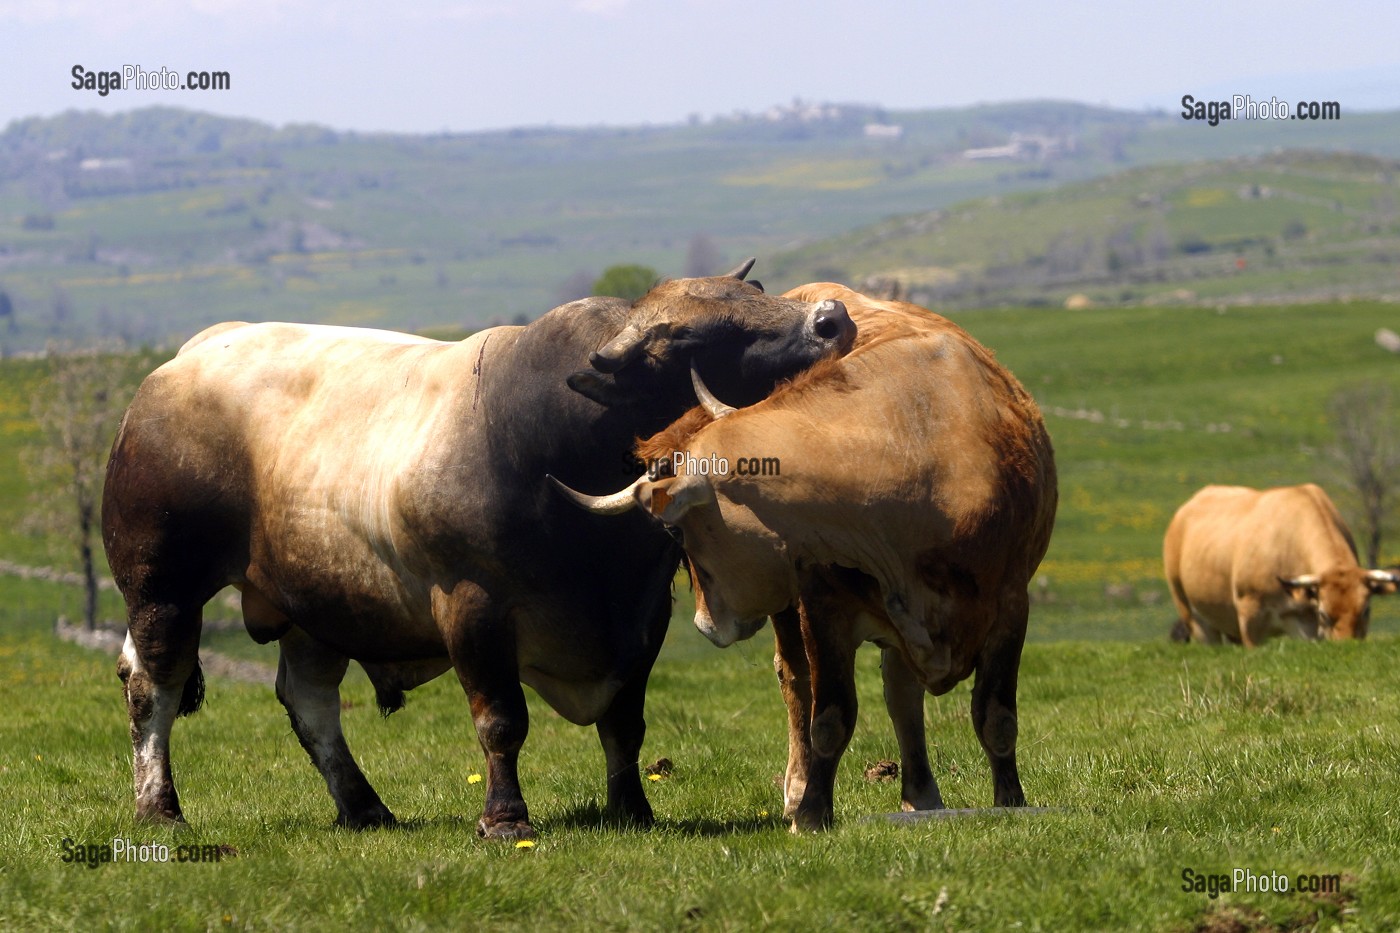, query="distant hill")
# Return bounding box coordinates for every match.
[2,102,1400,349]
[770,150,1400,309]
